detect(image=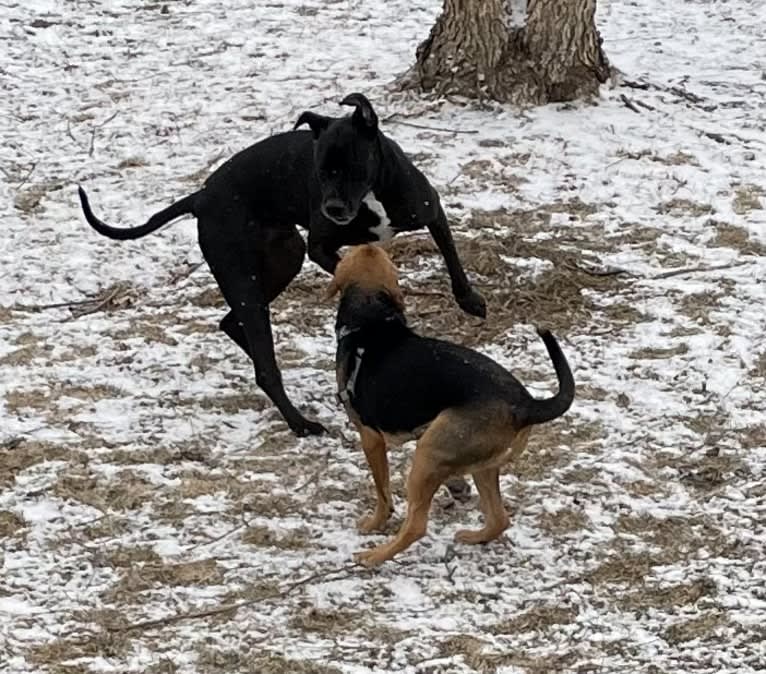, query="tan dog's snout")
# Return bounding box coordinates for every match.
[324,244,404,309]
